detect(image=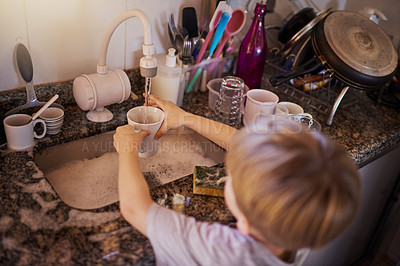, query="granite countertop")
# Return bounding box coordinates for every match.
[1,68,400,264]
